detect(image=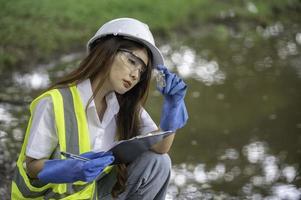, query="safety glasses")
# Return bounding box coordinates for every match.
[118,48,147,76]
